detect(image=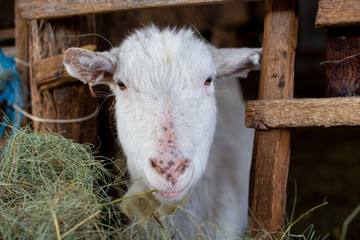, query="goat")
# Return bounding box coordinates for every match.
[64,25,261,237]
